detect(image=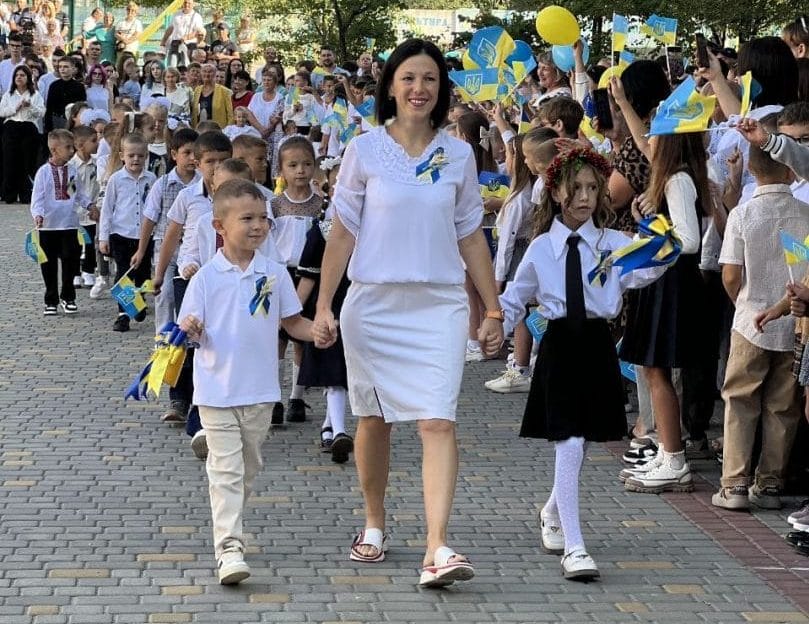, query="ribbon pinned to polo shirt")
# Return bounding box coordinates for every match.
[125,322,188,400]
[587,215,682,285]
[249,275,276,316]
[415,147,449,184]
